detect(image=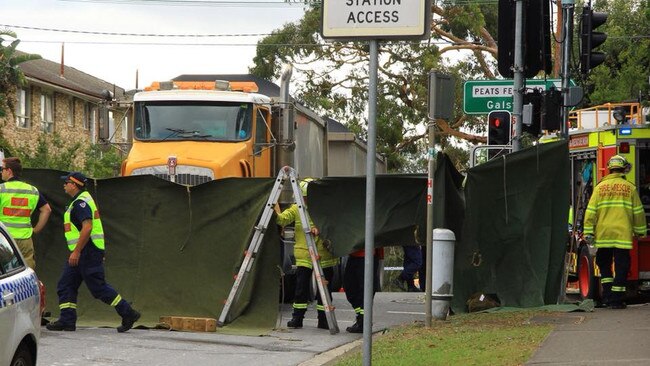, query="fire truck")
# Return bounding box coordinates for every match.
[564,102,650,300]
